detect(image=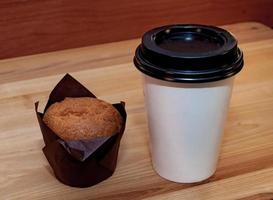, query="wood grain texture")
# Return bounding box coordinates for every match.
[0,0,272,59]
[144,168,273,200]
[0,22,272,85]
[0,22,273,200]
